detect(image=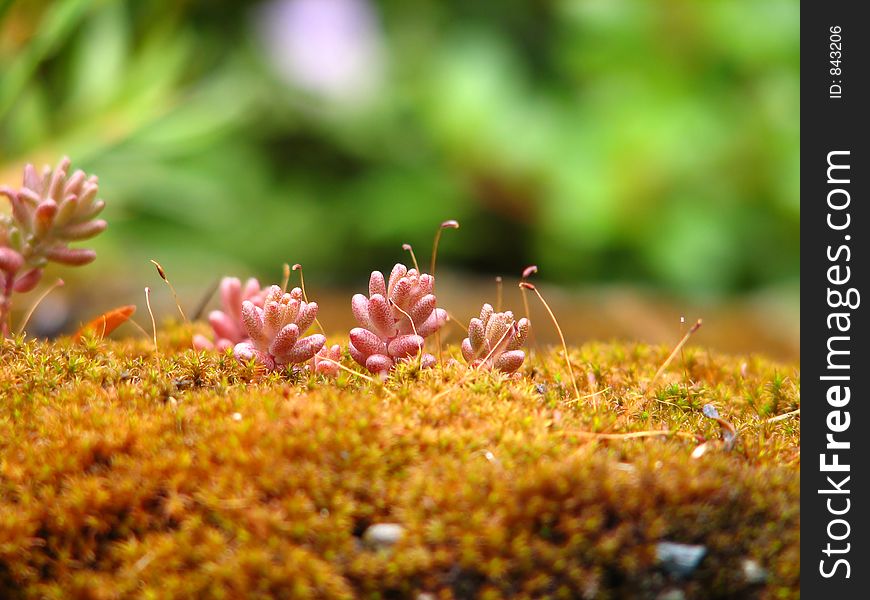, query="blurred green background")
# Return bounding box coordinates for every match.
[0,0,799,355]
